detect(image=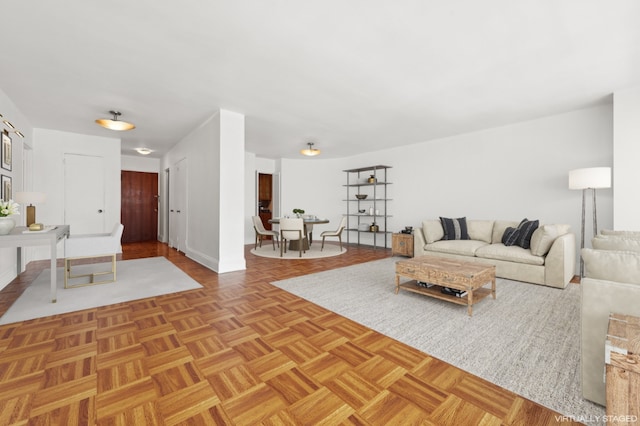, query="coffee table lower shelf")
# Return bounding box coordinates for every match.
[397,280,492,304]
